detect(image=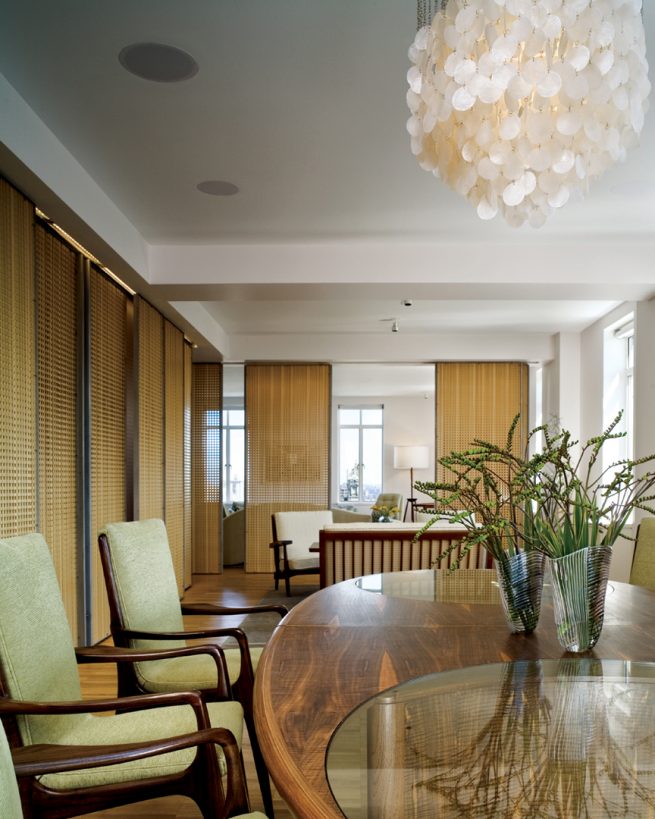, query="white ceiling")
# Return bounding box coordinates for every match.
[1,0,654,359]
